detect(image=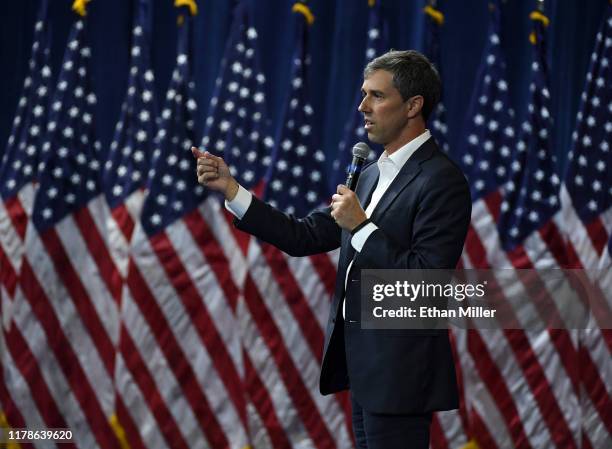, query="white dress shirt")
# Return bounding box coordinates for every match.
[349,130,432,251]
[225,130,432,317]
[341,130,431,317]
